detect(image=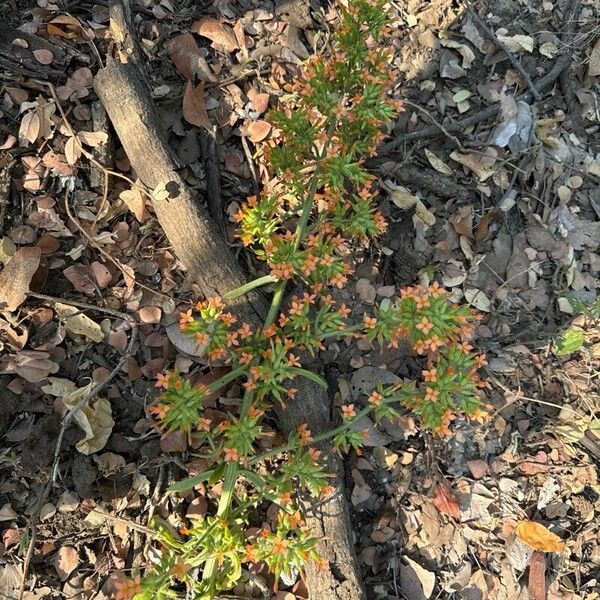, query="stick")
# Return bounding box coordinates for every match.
[18,294,138,600]
[465,2,540,101]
